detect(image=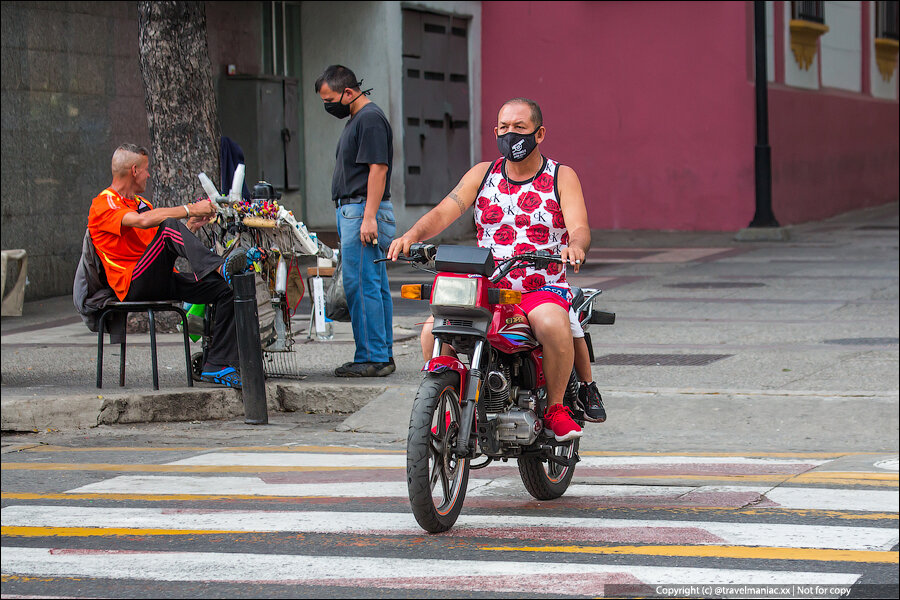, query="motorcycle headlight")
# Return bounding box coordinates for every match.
[431,276,478,307]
